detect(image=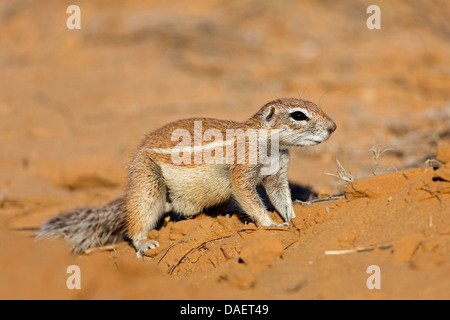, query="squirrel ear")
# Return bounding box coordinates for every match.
[262,105,277,127]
